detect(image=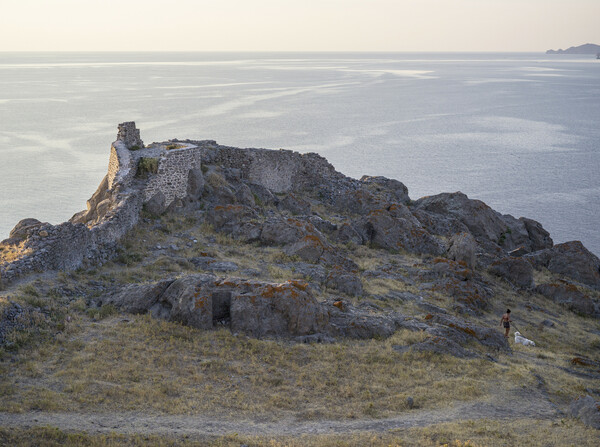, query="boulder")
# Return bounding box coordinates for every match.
[446,232,477,269]
[248,183,277,207]
[519,217,553,251]
[285,235,325,263]
[260,218,312,246]
[333,188,386,215]
[103,278,176,314]
[411,209,469,237]
[230,280,329,337]
[536,282,599,317]
[334,223,363,246]
[356,208,445,256]
[488,256,535,289]
[186,168,205,200]
[235,183,256,207]
[328,307,398,339]
[278,193,311,215]
[9,218,43,240]
[570,395,600,429]
[326,266,363,296]
[419,259,492,313]
[308,216,337,234]
[104,276,330,338]
[207,204,260,240]
[360,175,410,204]
[526,241,600,290]
[426,313,510,351]
[145,191,168,216]
[412,192,552,253]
